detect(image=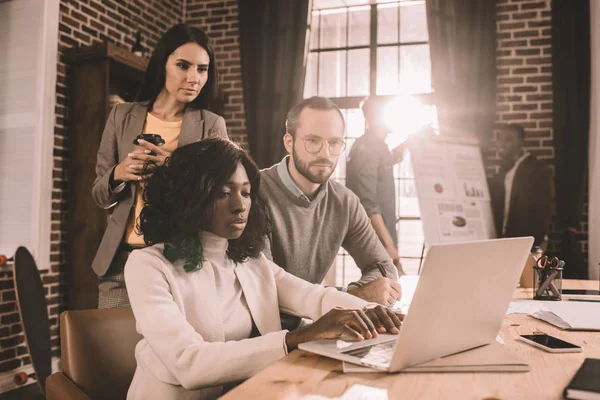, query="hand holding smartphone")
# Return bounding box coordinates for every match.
[519,334,582,353]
